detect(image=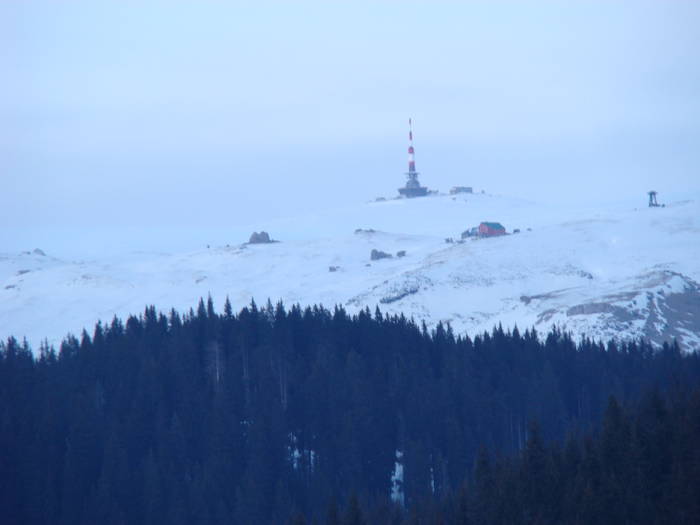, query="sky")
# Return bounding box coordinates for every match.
[2,1,699,257]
